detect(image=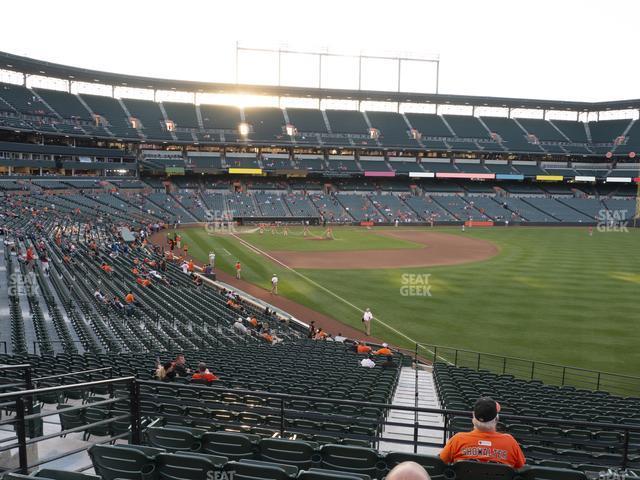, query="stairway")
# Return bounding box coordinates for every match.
[379,366,444,455]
